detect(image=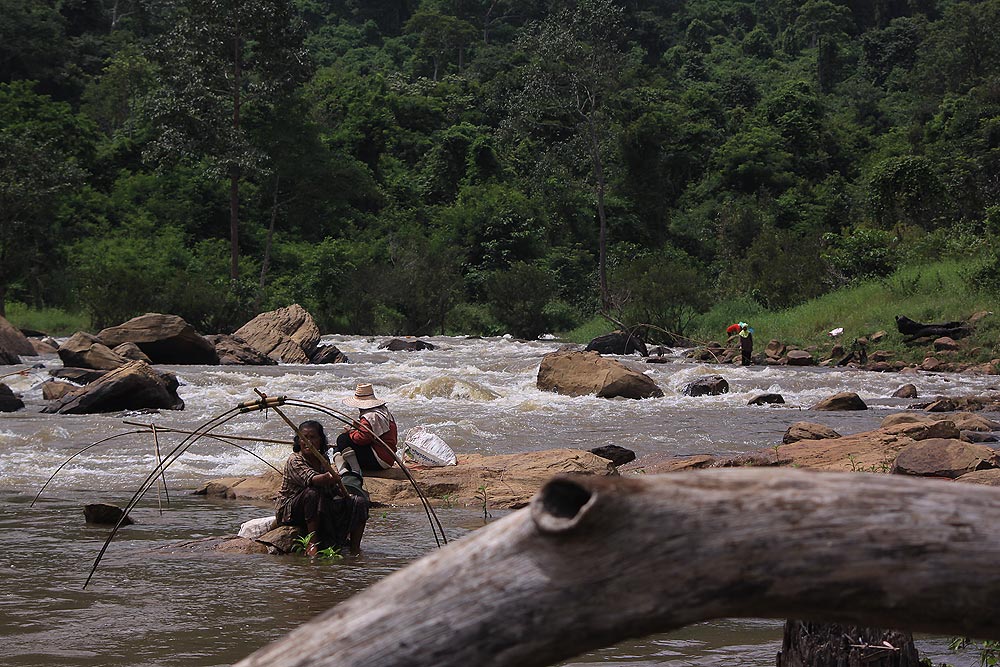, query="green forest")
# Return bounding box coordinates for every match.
[2,0,999,340]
